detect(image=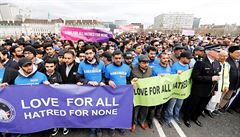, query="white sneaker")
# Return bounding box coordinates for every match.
[63,128,69,135]
[51,128,59,136]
